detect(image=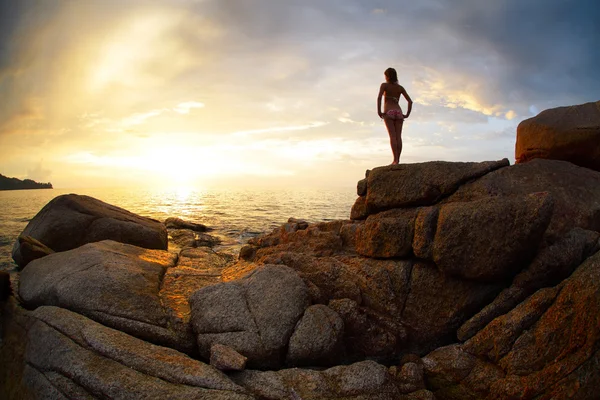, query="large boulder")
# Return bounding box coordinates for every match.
[190,265,311,369]
[446,158,600,240]
[18,240,194,353]
[516,100,600,171]
[12,194,168,268]
[352,159,509,218]
[430,193,553,281]
[24,306,252,399]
